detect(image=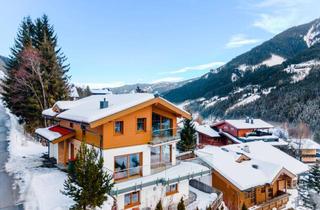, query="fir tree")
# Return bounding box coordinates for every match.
[62,142,114,210]
[155,200,163,210]
[177,197,186,210]
[298,164,320,209]
[178,119,197,152]
[1,15,70,132]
